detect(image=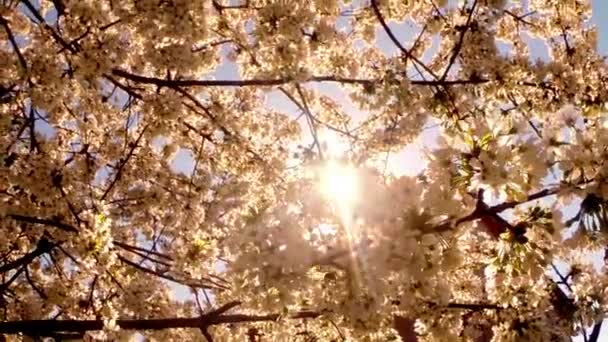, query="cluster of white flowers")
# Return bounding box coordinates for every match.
[1,0,608,340]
